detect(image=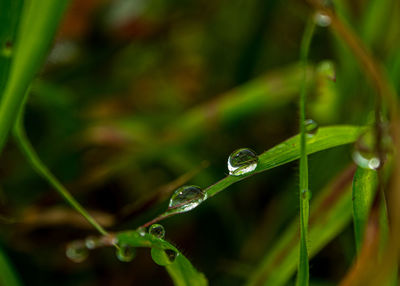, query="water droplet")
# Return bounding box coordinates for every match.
[137,227,146,237]
[116,244,136,262]
[85,236,97,249]
[164,249,177,262]
[149,224,165,239]
[304,119,319,137]
[227,148,258,176]
[66,241,88,263]
[352,150,380,170]
[317,61,336,82]
[151,248,178,266]
[168,185,207,214]
[314,12,331,27]
[352,129,390,170]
